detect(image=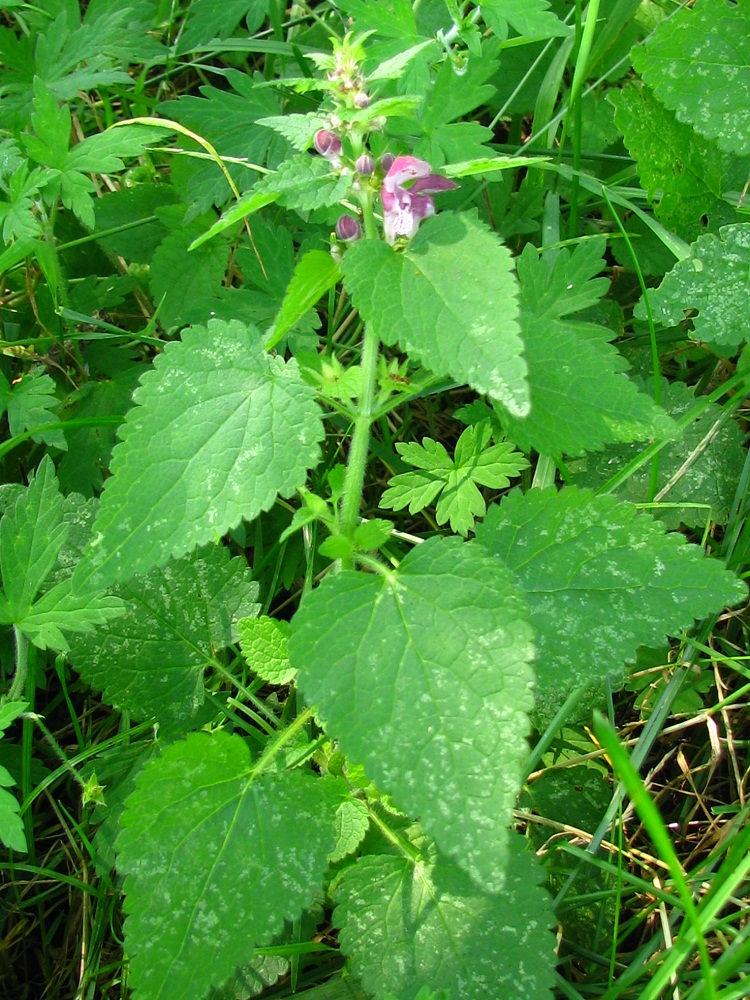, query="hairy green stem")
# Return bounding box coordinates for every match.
[368,806,422,864]
[358,186,379,242]
[338,322,380,567]
[337,188,382,568]
[250,706,314,780]
[22,712,88,793]
[8,626,28,703]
